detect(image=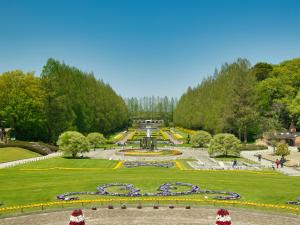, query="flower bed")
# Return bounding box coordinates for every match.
[123,161,174,168]
[118,149,182,157]
[56,182,241,200]
[287,196,300,205]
